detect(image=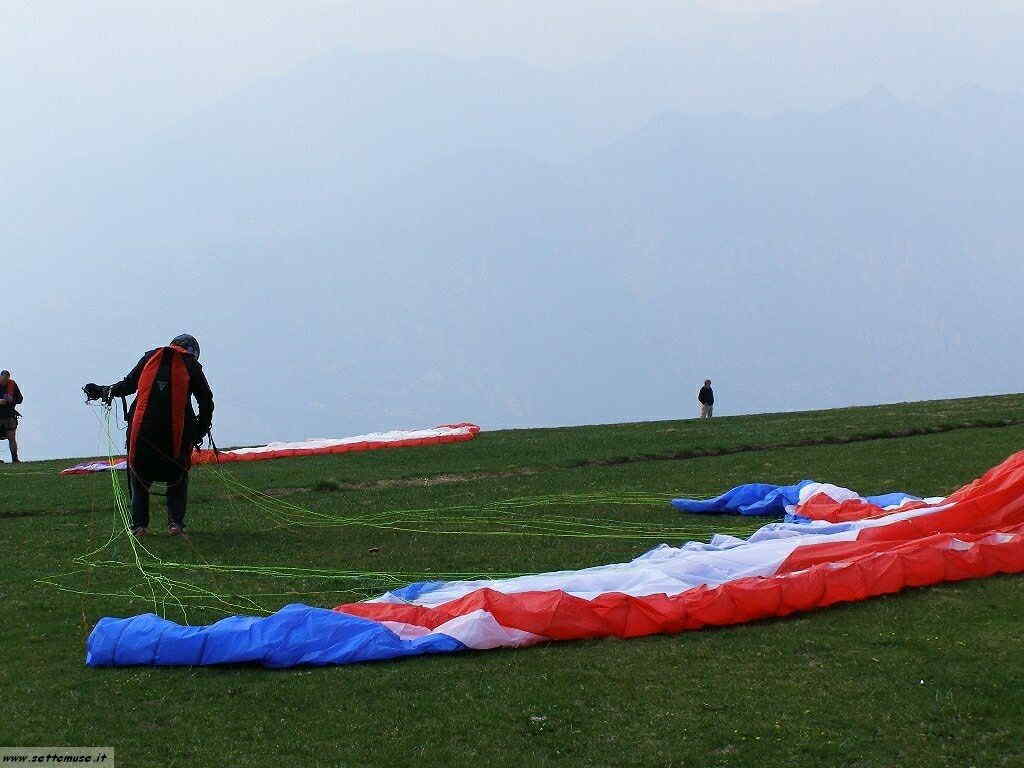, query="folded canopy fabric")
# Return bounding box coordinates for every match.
[671,481,814,516]
[61,424,480,475]
[86,450,1024,668]
[671,481,922,518]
